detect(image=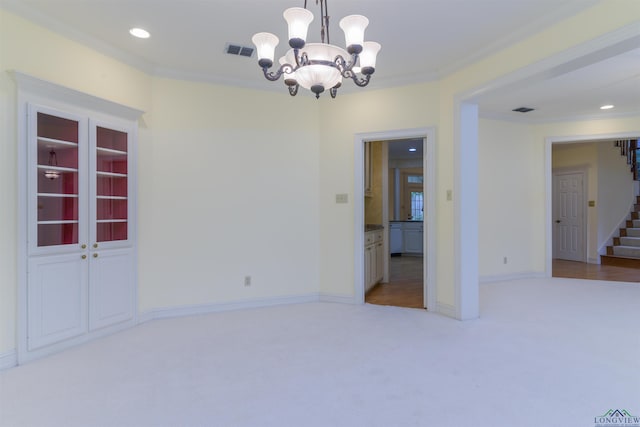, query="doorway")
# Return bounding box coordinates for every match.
[353,127,436,310]
[366,138,424,308]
